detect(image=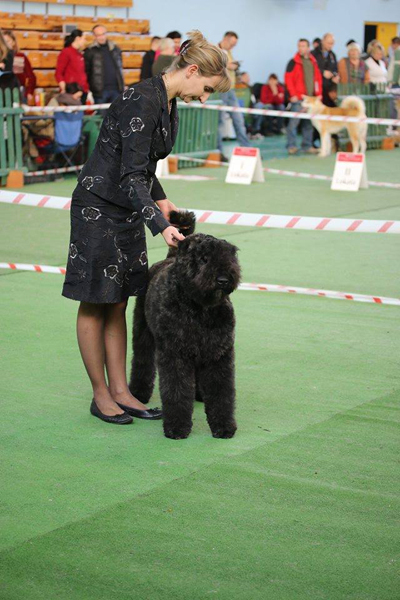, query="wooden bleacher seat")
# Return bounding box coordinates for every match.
[4,11,152,93]
[11,0,133,7]
[0,12,150,34]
